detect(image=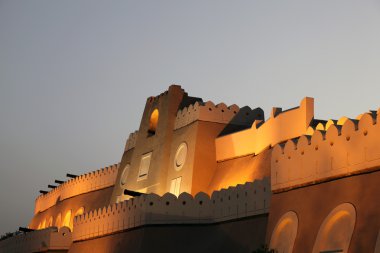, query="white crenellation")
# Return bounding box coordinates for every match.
[34,164,119,214]
[272,111,380,191]
[174,101,263,130]
[72,178,270,241]
[0,227,72,253]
